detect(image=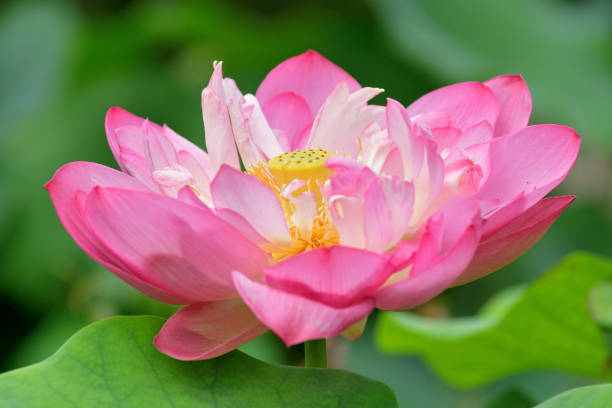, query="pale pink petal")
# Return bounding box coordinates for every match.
[411,140,445,222]
[386,98,424,180]
[84,188,268,303]
[242,94,285,159]
[263,246,394,308]
[307,84,383,157]
[406,82,499,132]
[202,62,240,172]
[376,196,482,310]
[484,74,532,137]
[476,124,580,223]
[364,175,414,252]
[210,165,291,244]
[456,196,574,285]
[154,298,267,360]
[233,272,374,346]
[262,92,313,151]
[46,162,189,304]
[328,195,366,248]
[256,50,361,116]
